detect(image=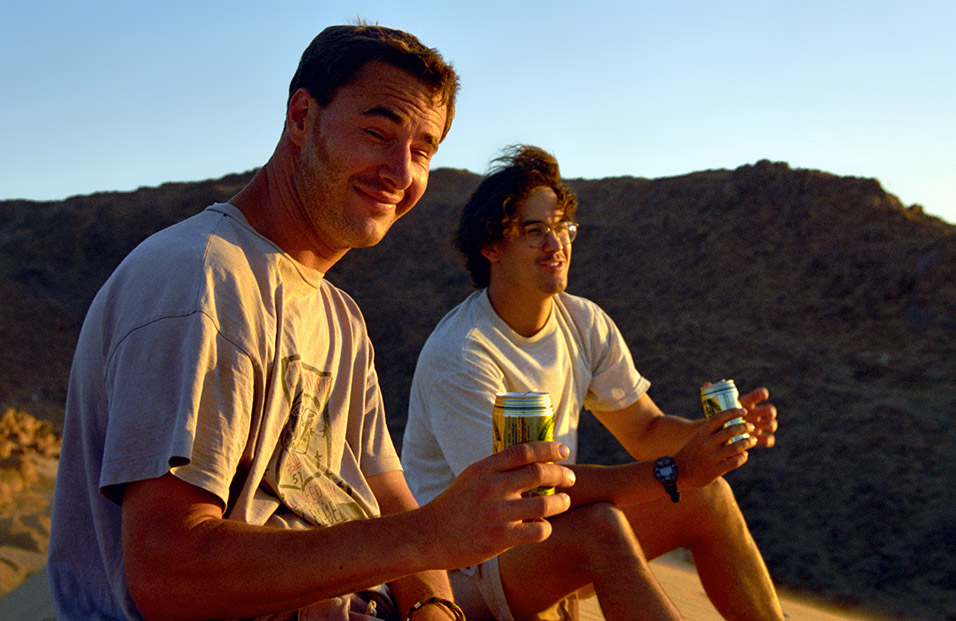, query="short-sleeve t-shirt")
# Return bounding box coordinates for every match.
[401,288,649,506]
[48,203,401,620]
